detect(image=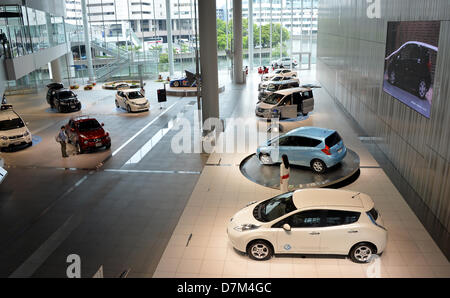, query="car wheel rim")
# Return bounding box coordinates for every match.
[313,161,323,172]
[251,244,269,259]
[419,81,427,98]
[354,246,372,262]
[260,155,271,164]
[389,71,395,84]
